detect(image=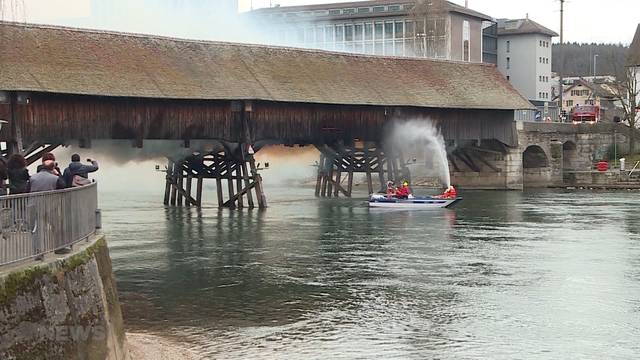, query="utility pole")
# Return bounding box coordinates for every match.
[558,0,564,122]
